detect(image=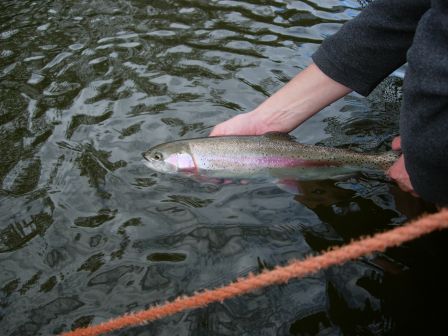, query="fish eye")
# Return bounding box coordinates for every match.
[153,152,163,160]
